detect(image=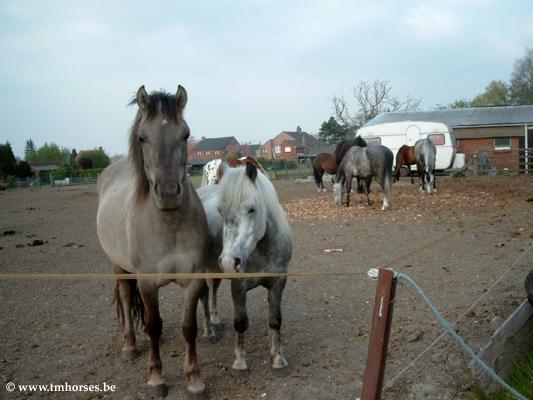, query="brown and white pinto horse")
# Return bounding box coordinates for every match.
[393,145,417,184]
[312,153,337,192]
[201,156,265,186]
